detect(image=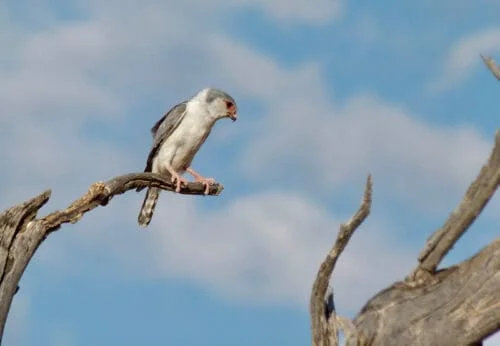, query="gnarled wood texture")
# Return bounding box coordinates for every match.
[351,239,500,345]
